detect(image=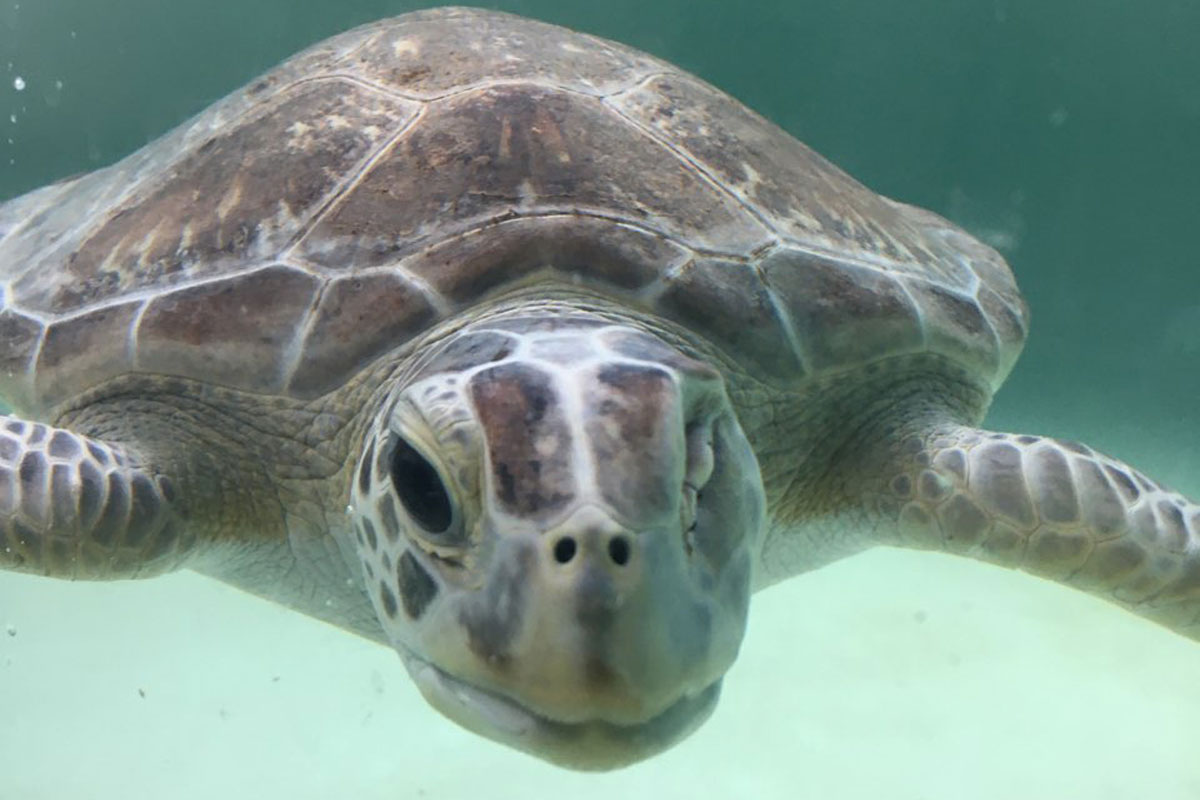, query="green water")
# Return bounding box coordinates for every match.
[1,1,1198,797]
